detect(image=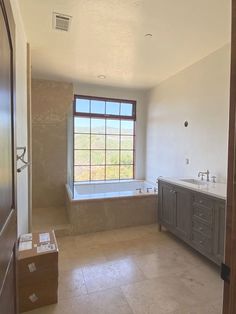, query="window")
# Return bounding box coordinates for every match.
[74,95,136,182]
